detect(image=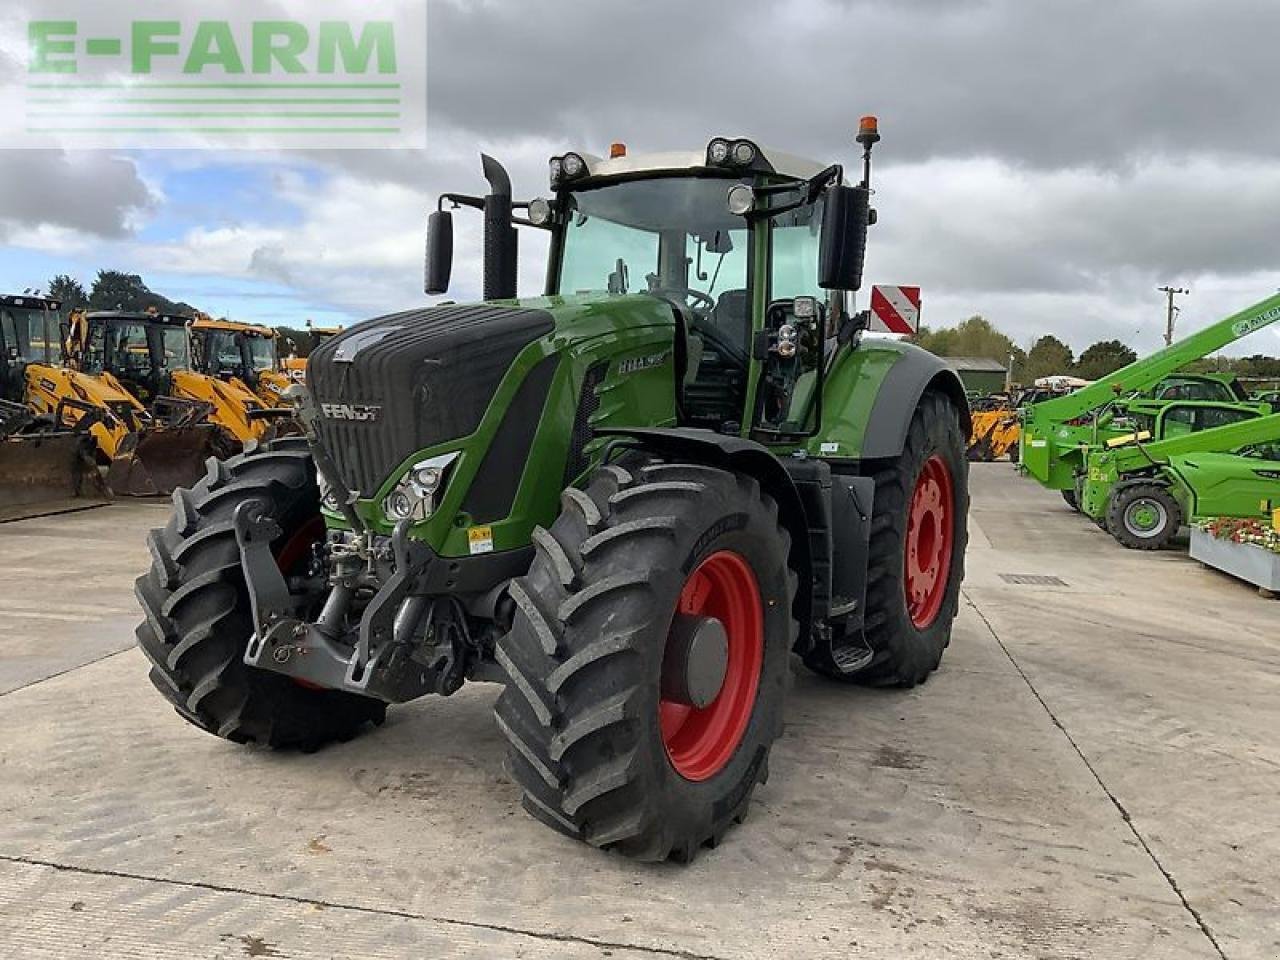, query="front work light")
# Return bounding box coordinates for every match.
[726,183,755,216]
